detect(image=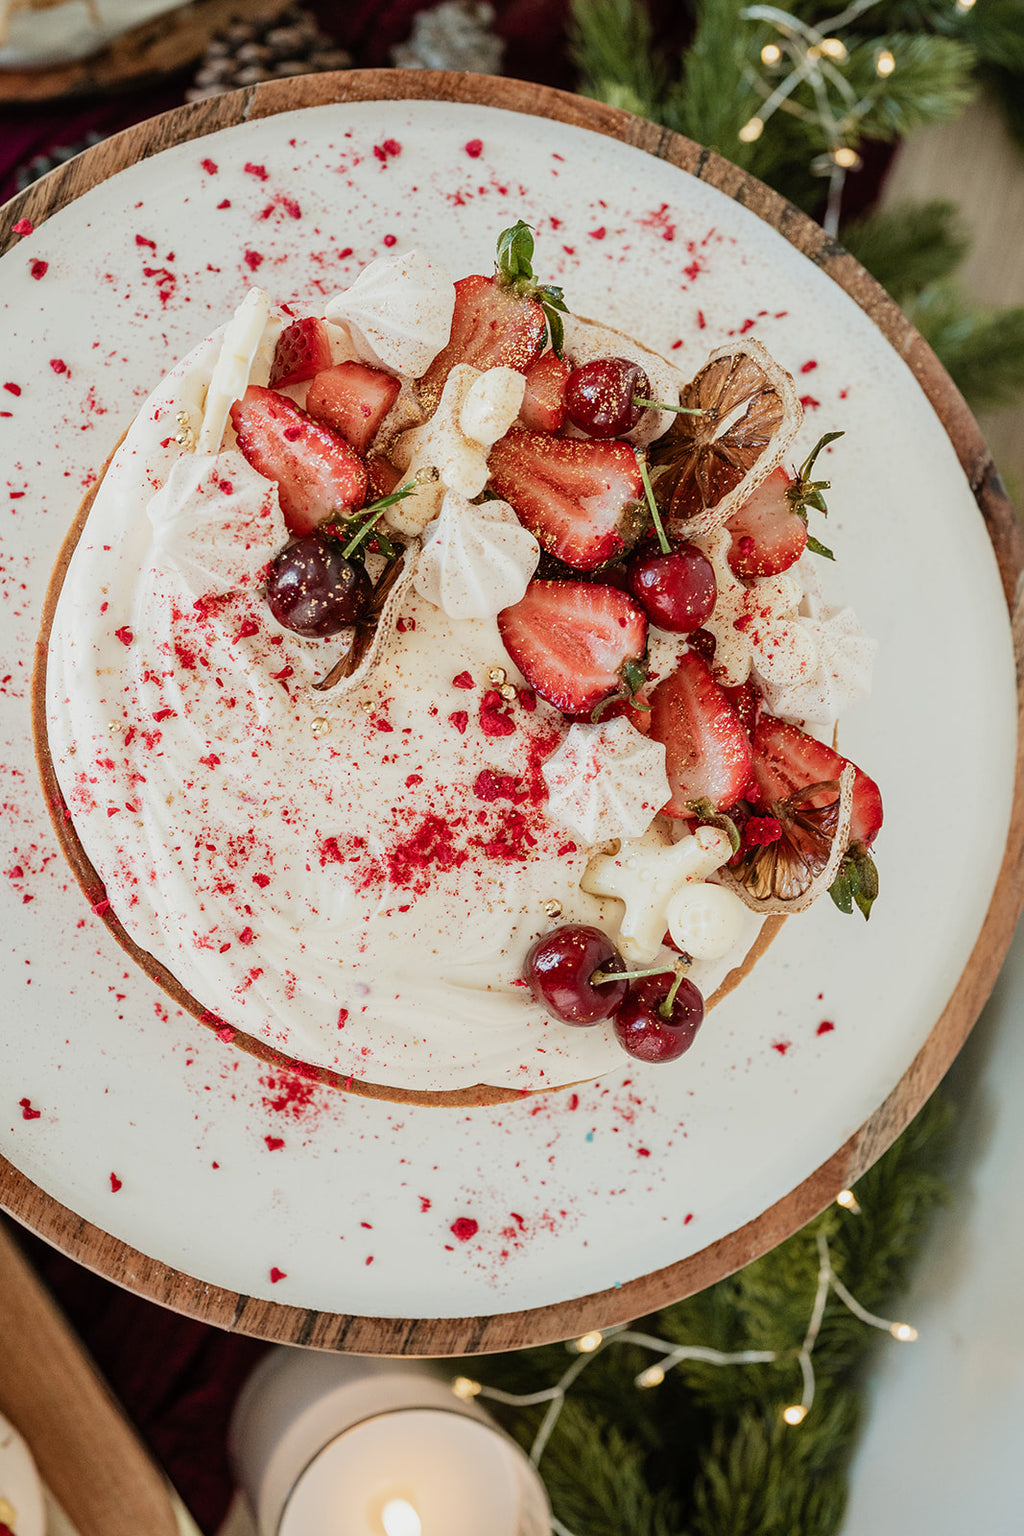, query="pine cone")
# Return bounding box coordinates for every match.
[186,5,352,100]
[390,1,504,75]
